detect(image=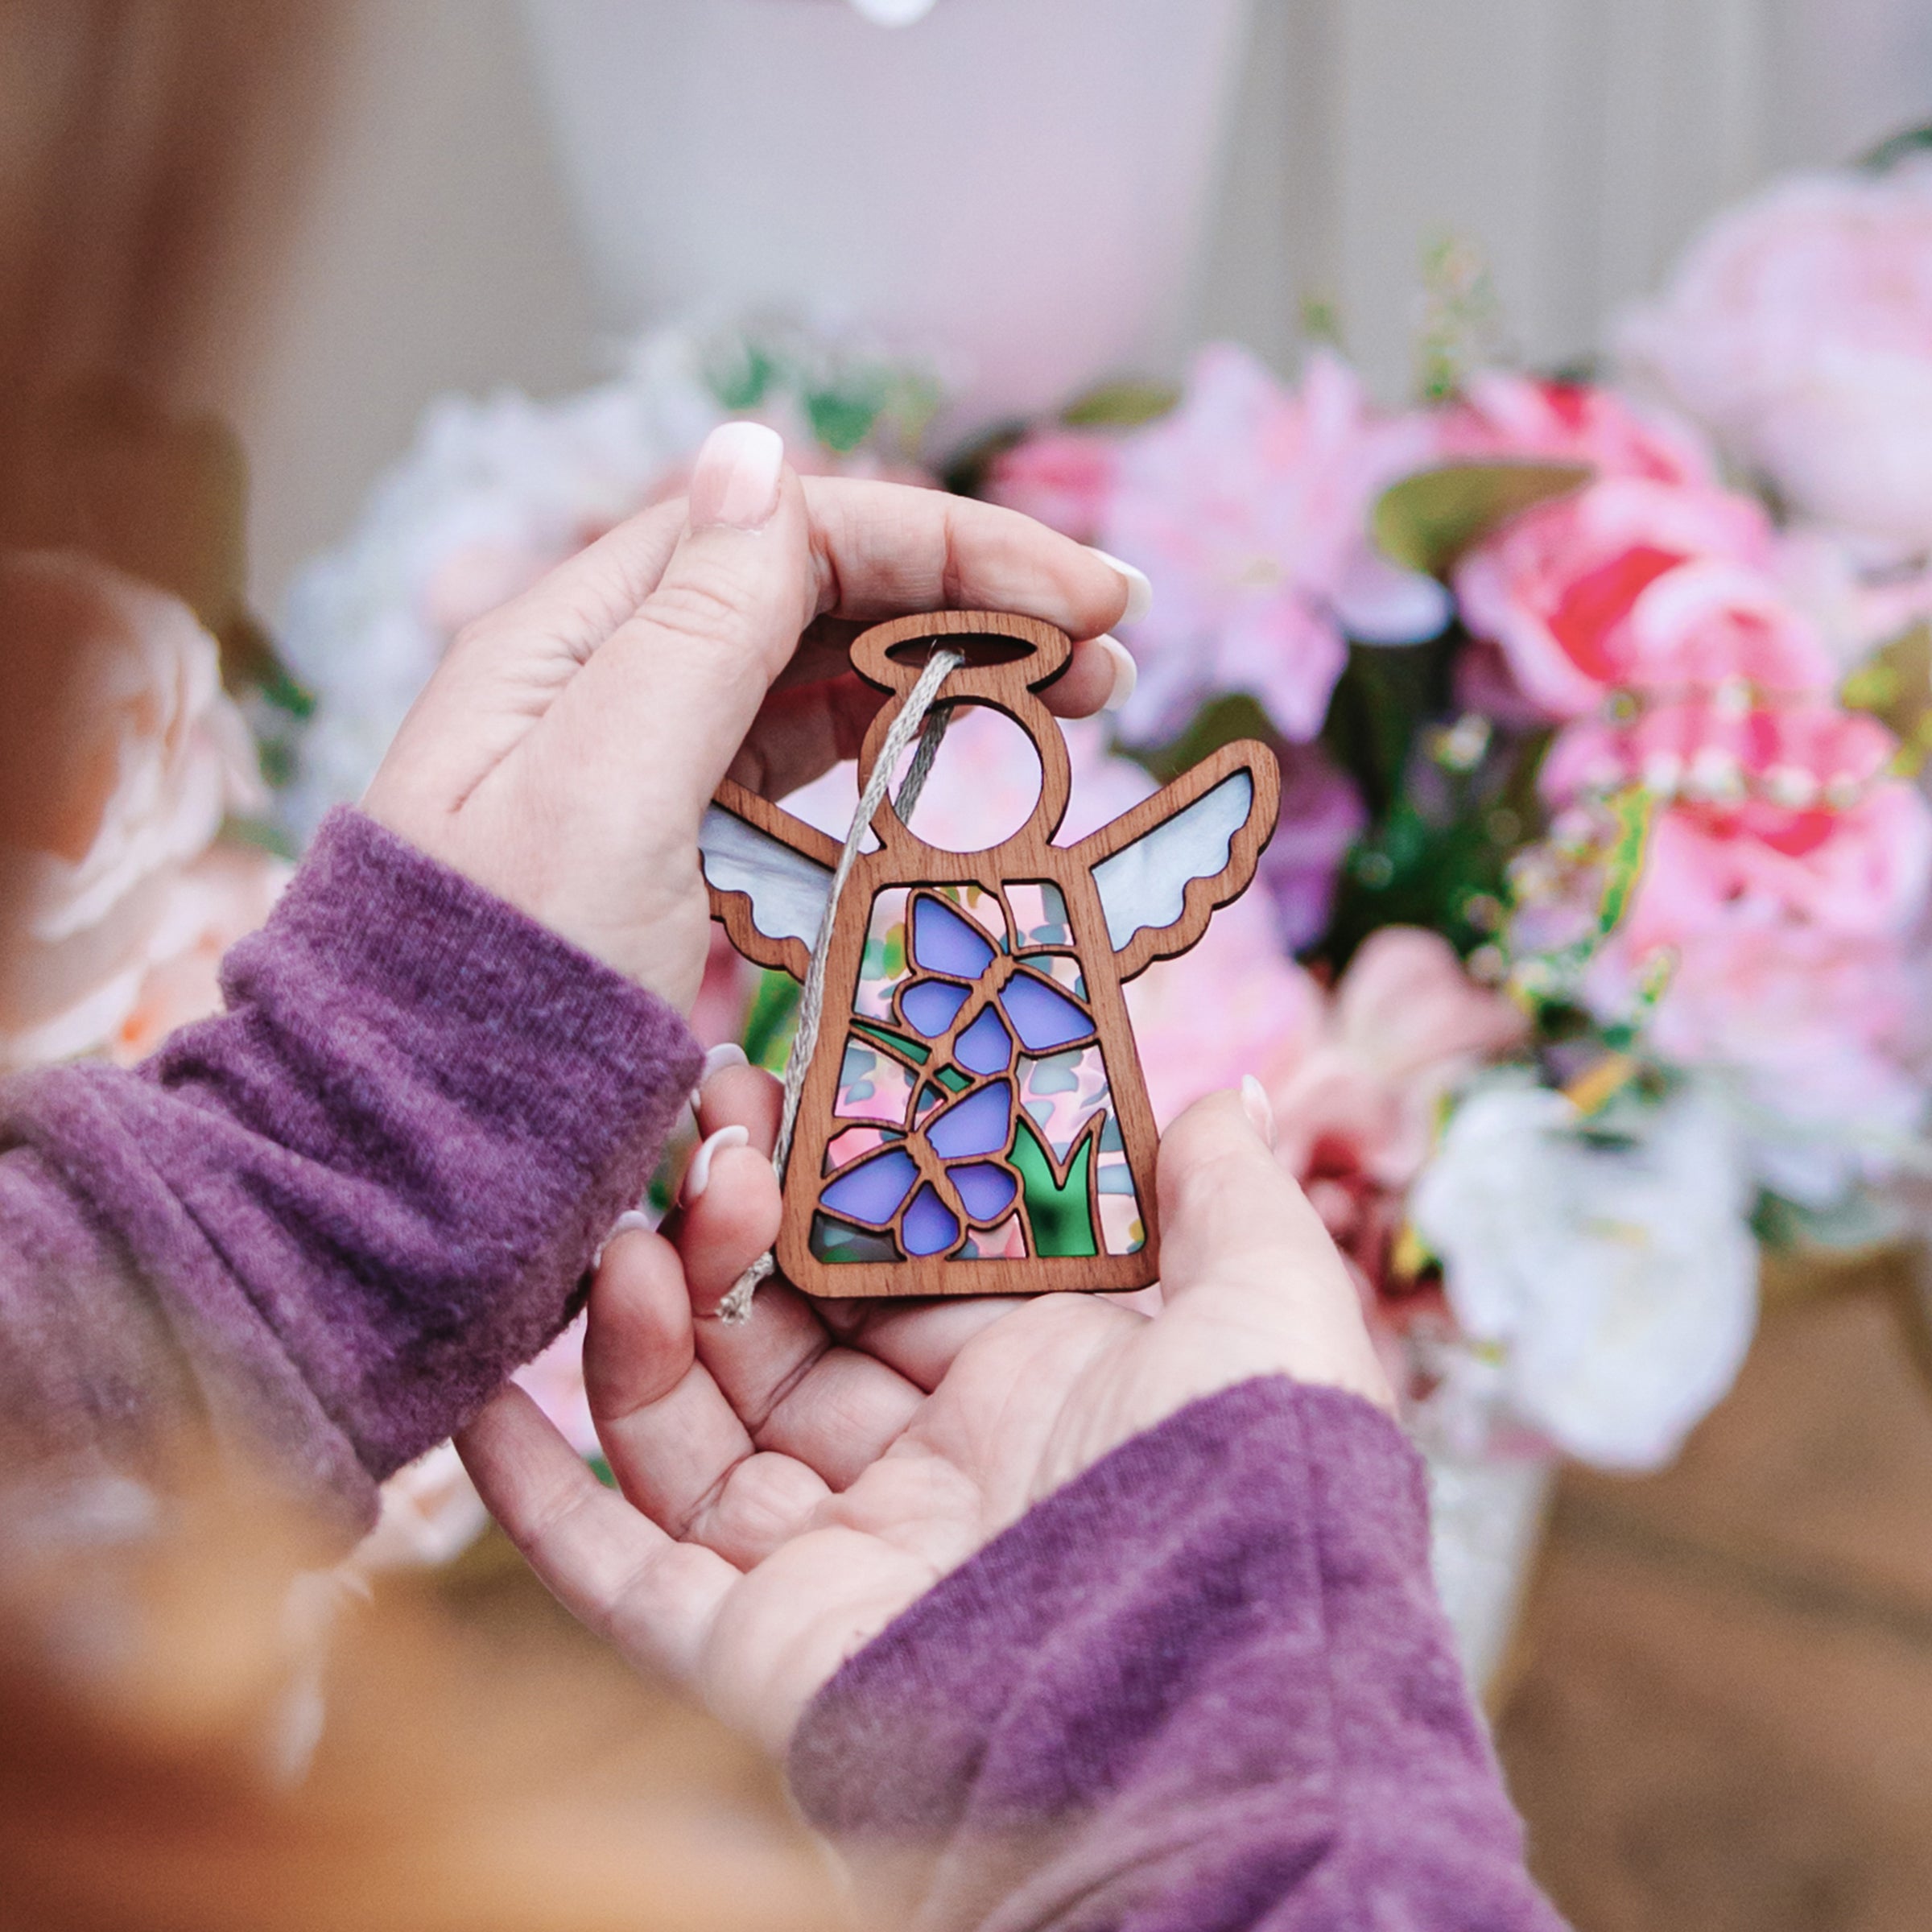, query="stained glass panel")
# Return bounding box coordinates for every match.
[910,893,997,977]
[1006,881,1071,948]
[835,1038,916,1124]
[821,1146,919,1224]
[902,1184,960,1256]
[822,880,1142,1267]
